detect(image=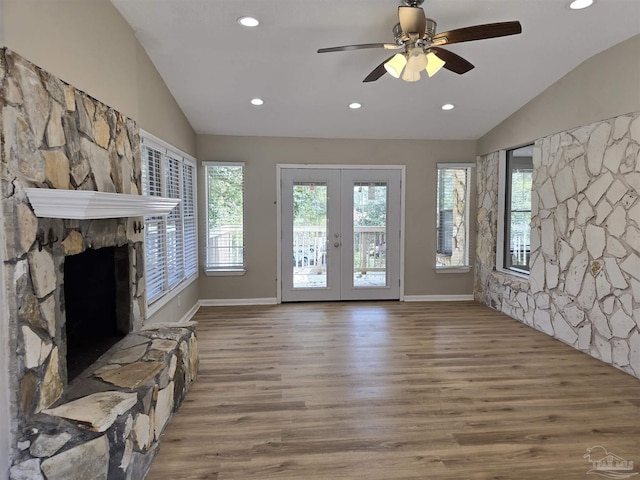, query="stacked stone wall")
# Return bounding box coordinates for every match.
[475,111,640,377]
